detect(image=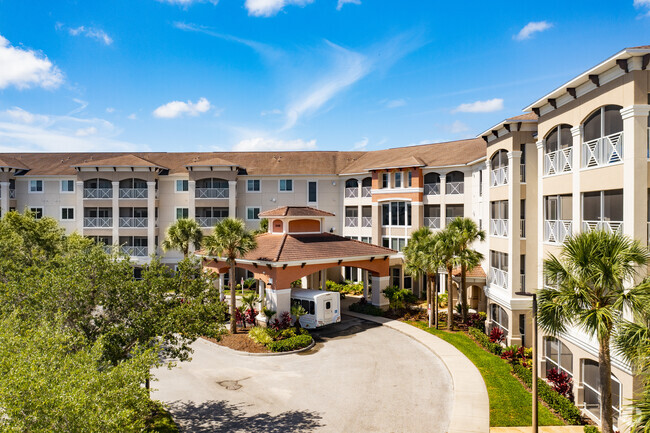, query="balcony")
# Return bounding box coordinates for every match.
[544,148,573,176]
[362,186,371,198]
[544,220,572,244]
[582,131,623,169]
[489,267,508,290]
[490,167,508,187]
[84,217,113,228]
[445,182,464,195]
[345,187,358,198]
[489,218,509,237]
[520,219,525,238]
[119,217,148,228]
[425,216,440,229]
[119,188,148,199]
[84,188,112,199]
[197,216,224,228]
[195,188,228,199]
[345,216,358,227]
[445,216,458,226]
[121,246,148,257]
[9,189,15,199]
[424,183,440,195]
[582,220,623,234]
[361,216,372,228]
